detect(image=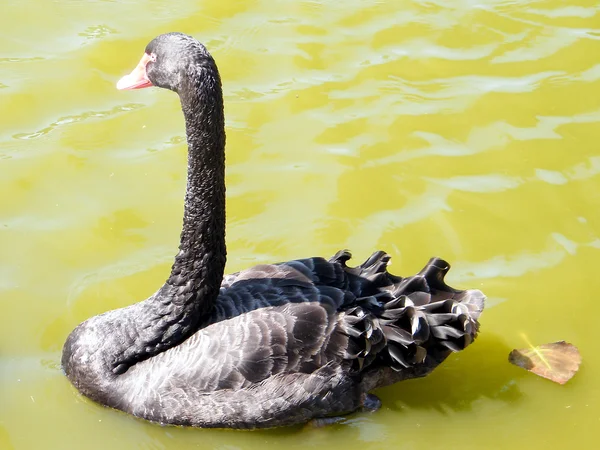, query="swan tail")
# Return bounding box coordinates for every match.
[329,249,402,294]
[338,252,485,374]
